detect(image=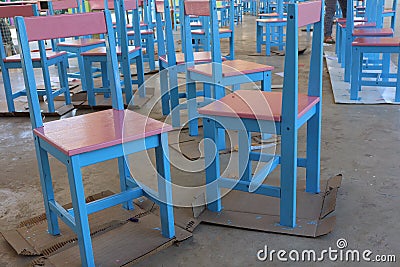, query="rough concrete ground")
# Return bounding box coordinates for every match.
[1,5,400,267]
